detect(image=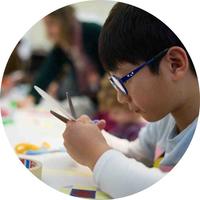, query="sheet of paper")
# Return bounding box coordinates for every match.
[34,85,75,120]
